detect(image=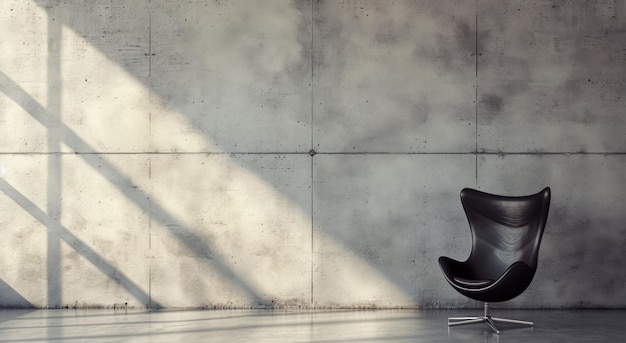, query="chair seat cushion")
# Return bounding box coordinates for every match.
[453,277,494,288]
